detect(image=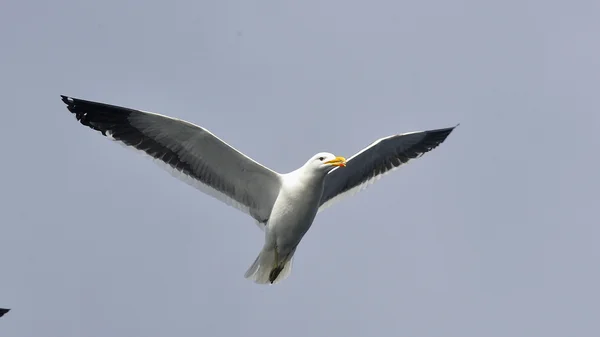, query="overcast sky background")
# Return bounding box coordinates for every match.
[1,0,599,336]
